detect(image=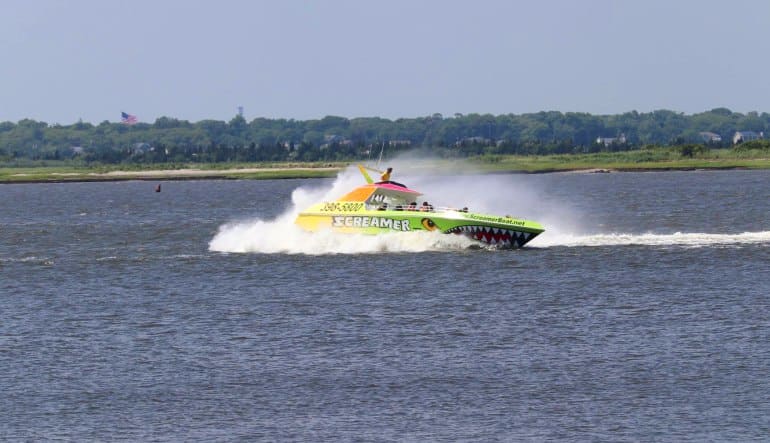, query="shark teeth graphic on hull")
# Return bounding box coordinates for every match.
[446,225,537,248]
